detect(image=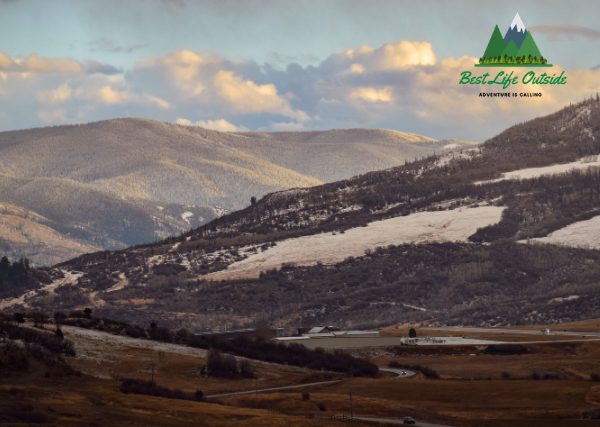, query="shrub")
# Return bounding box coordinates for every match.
[239,359,255,378]
[54,328,64,340]
[1,406,48,423]
[0,342,29,371]
[0,321,75,357]
[483,344,528,355]
[207,348,239,378]
[119,378,203,401]
[582,409,600,419]
[148,326,173,342]
[188,335,378,377]
[53,311,67,325]
[124,325,146,339]
[388,361,439,379]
